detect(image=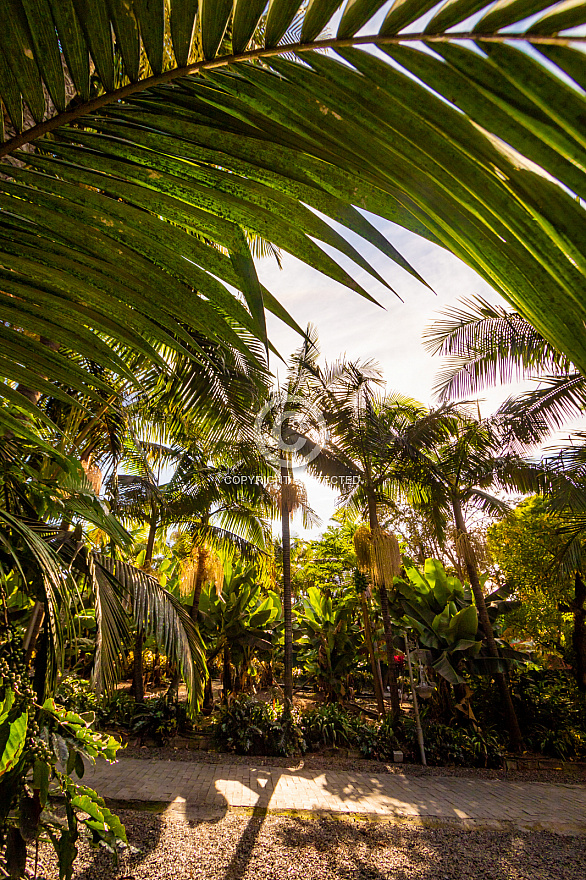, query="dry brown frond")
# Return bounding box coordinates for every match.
[81,458,103,494]
[179,545,223,598]
[268,479,308,514]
